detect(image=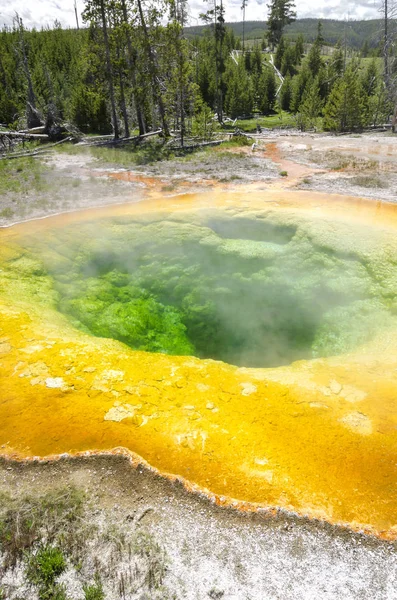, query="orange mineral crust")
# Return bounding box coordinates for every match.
[0,190,397,539]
